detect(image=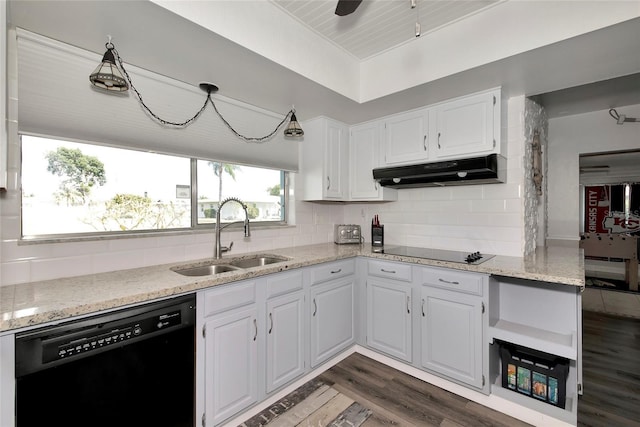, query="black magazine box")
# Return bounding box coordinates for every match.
[499,341,569,409]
